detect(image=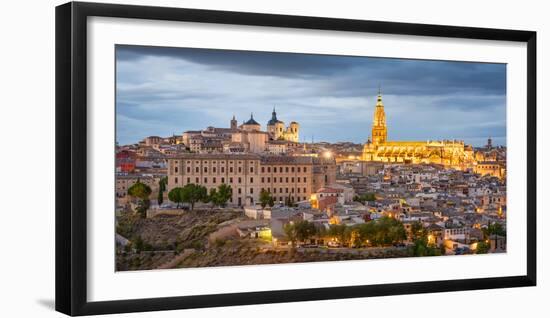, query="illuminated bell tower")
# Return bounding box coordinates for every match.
[371,88,387,145]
